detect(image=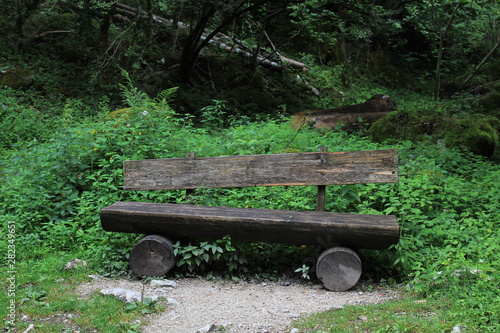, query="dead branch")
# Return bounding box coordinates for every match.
[113,2,306,71]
